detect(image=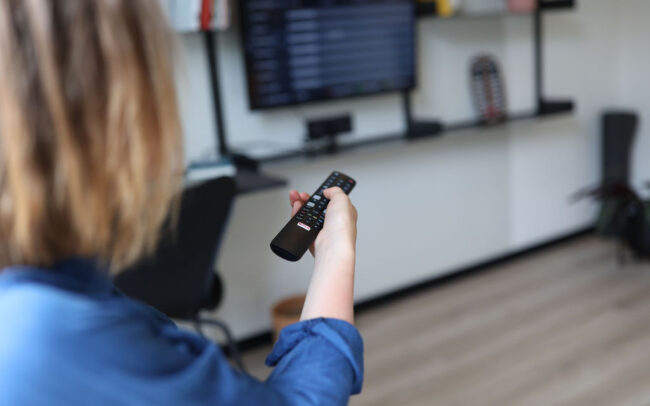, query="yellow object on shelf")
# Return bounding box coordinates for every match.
[416,0,456,17]
[434,0,455,17]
